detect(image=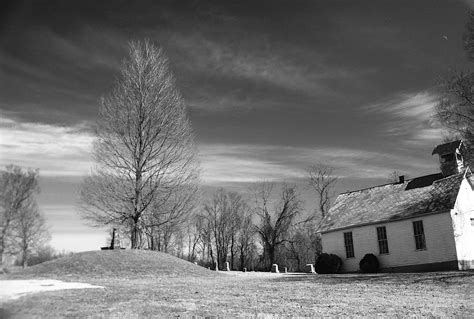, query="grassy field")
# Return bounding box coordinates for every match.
[1,251,473,318]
